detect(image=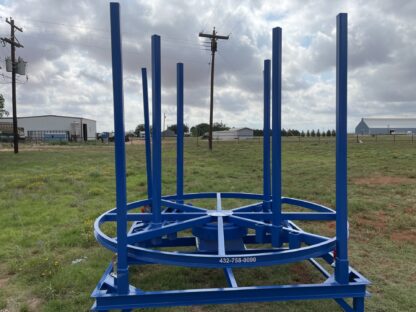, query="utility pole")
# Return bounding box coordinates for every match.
[199,27,229,150]
[1,17,23,154]
[162,112,166,139]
